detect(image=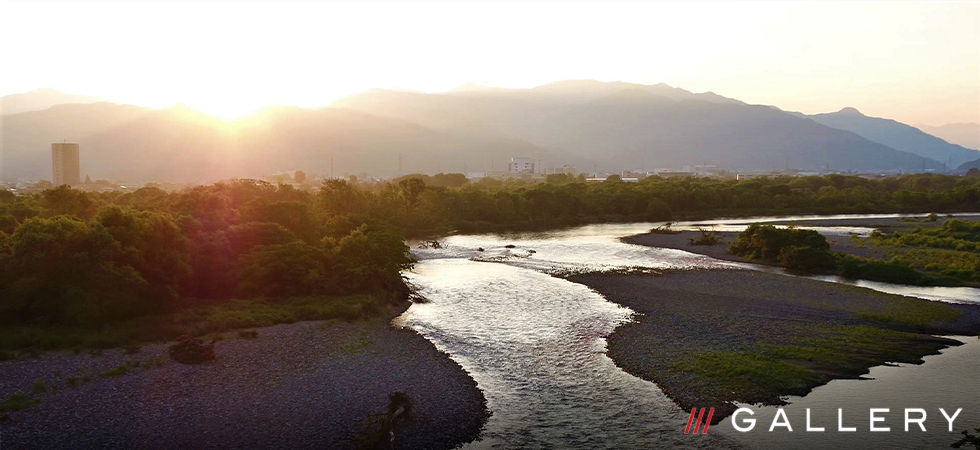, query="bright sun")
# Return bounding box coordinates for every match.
[185,99,262,121]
